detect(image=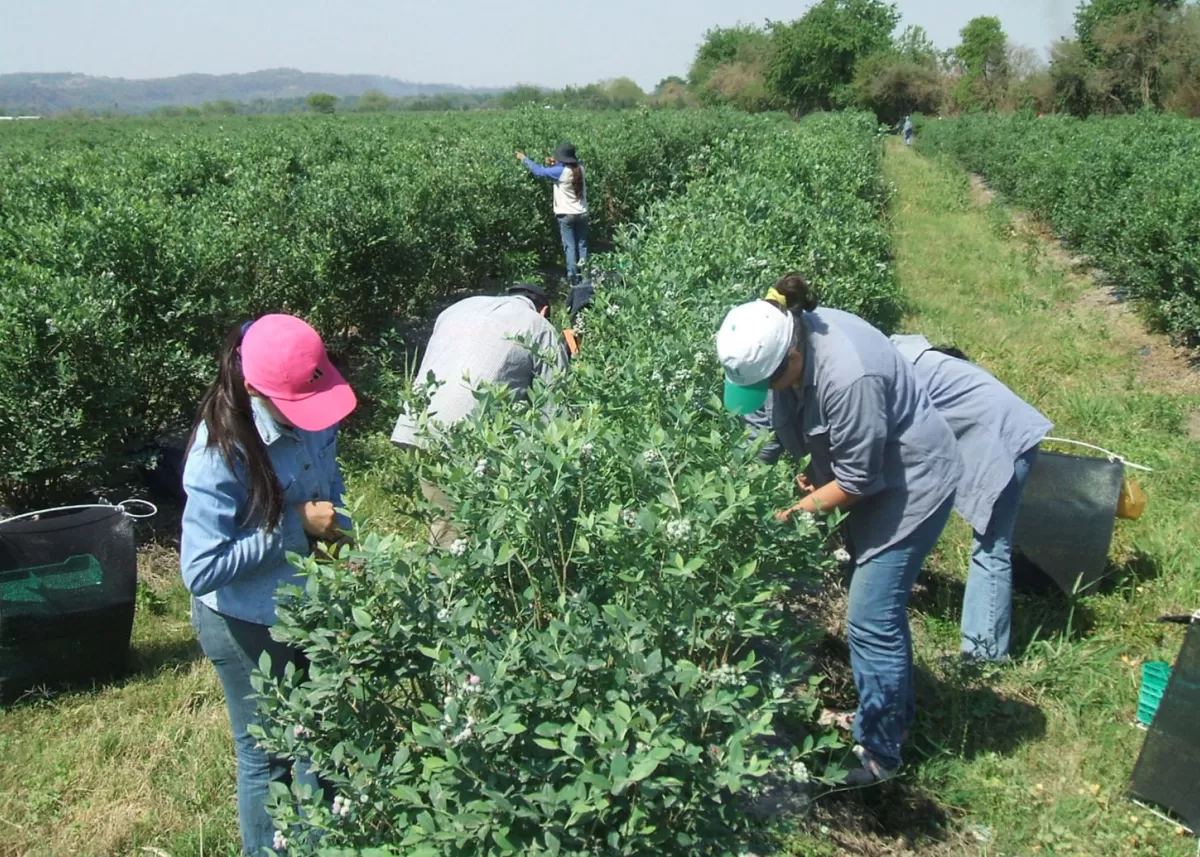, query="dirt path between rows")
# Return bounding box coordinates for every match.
[968,174,1200,410]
